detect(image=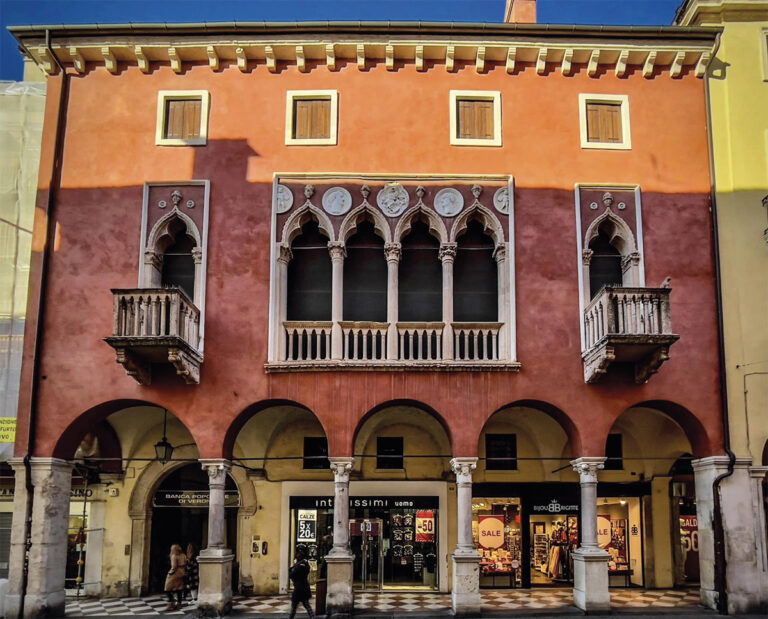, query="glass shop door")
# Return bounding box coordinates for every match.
[350,518,383,591]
